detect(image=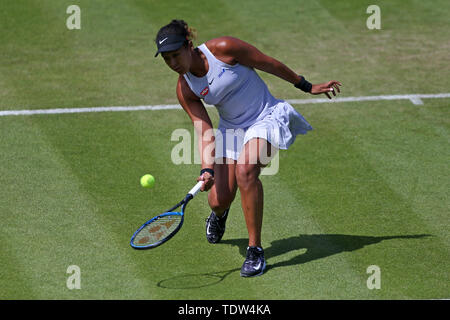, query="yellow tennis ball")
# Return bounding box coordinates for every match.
[140,174,155,188]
